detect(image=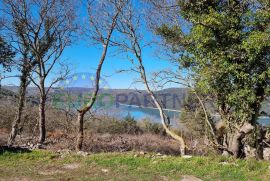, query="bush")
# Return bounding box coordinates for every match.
[137,119,165,135]
[86,114,142,135]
